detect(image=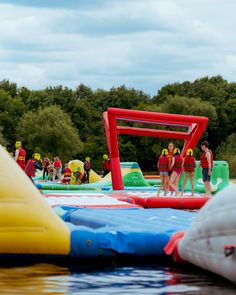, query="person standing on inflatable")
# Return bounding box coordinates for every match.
[157,149,169,196]
[25,153,43,182]
[102,154,110,177]
[61,163,72,184]
[167,142,175,194]
[15,141,26,170]
[84,157,91,183]
[169,148,183,196]
[53,156,62,182]
[200,140,213,197]
[180,149,196,196]
[42,157,51,180]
